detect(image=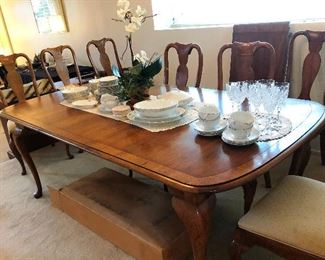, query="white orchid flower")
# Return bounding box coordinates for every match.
[117,8,128,19]
[134,50,150,65]
[135,5,146,17]
[117,0,130,10]
[131,16,142,27]
[125,22,139,33]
